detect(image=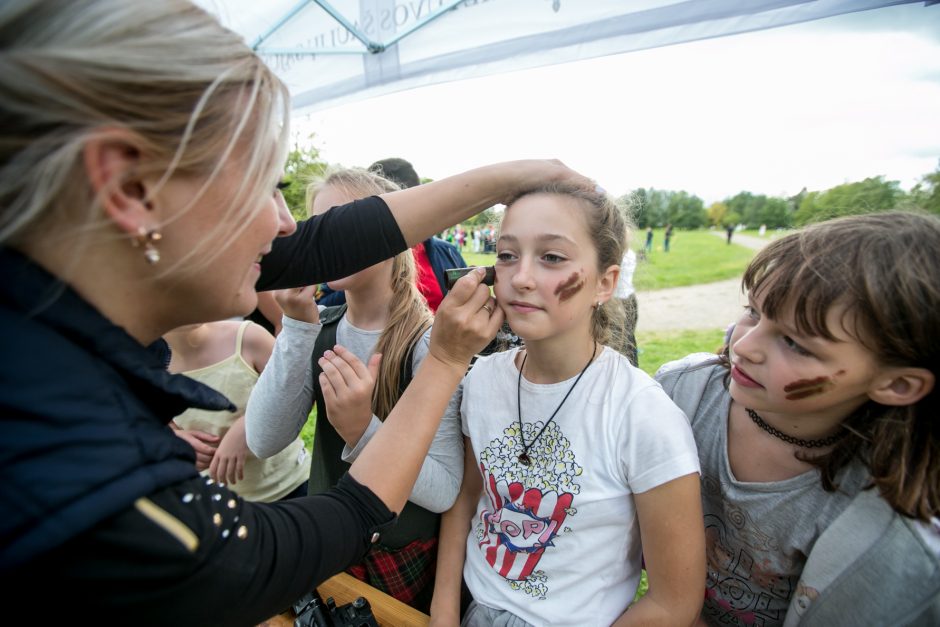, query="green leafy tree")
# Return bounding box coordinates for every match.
[756,197,791,228]
[794,176,906,225]
[464,207,500,228]
[909,161,940,215]
[707,201,729,227]
[280,139,329,221]
[724,192,792,229]
[666,191,706,229]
